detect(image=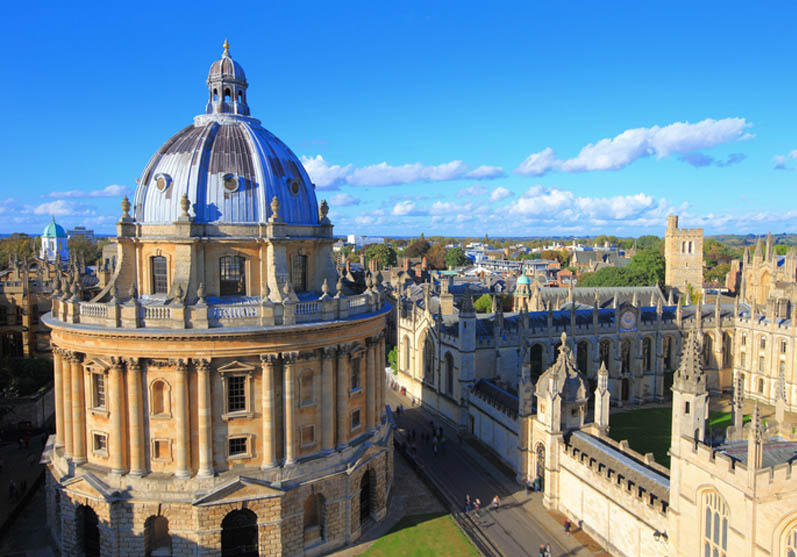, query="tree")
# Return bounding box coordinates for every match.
[365,243,397,268]
[404,239,431,258]
[775,244,790,256]
[636,235,662,252]
[444,247,469,268]
[473,294,493,313]
[425,243,447,269]
[387,346,398,373]
[579,267,651,287]
[68,237,103,264]
[705,263,730,283]
[628,249,665,286]
[541,250,569,266]
[0,233,37,268]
